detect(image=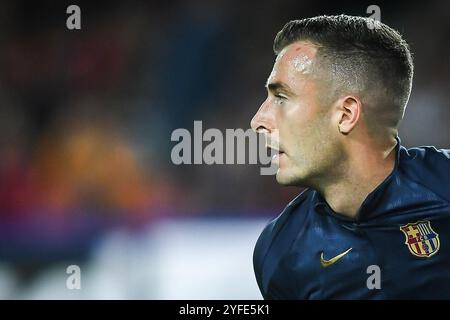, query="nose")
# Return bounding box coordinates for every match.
[250,99,275,133]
